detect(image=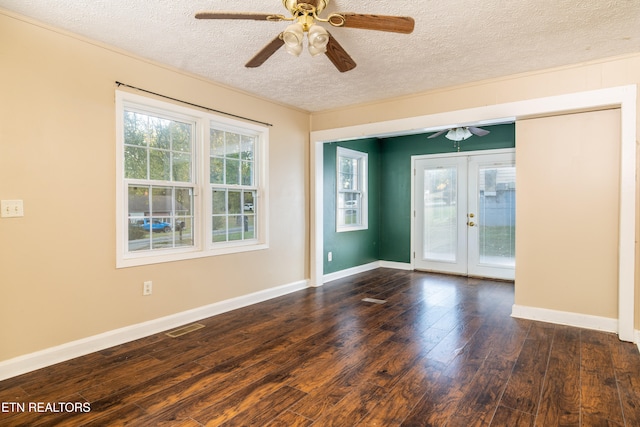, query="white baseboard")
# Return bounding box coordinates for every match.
[511,304,620,335]
[513,305,640,351]
[379,260,414,270]
[323,260,415,284]
[323,261,380,283]
[0,279,308,381]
